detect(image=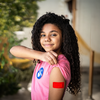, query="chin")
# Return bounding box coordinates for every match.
[44,48,58,52]
[44,49,54,52]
